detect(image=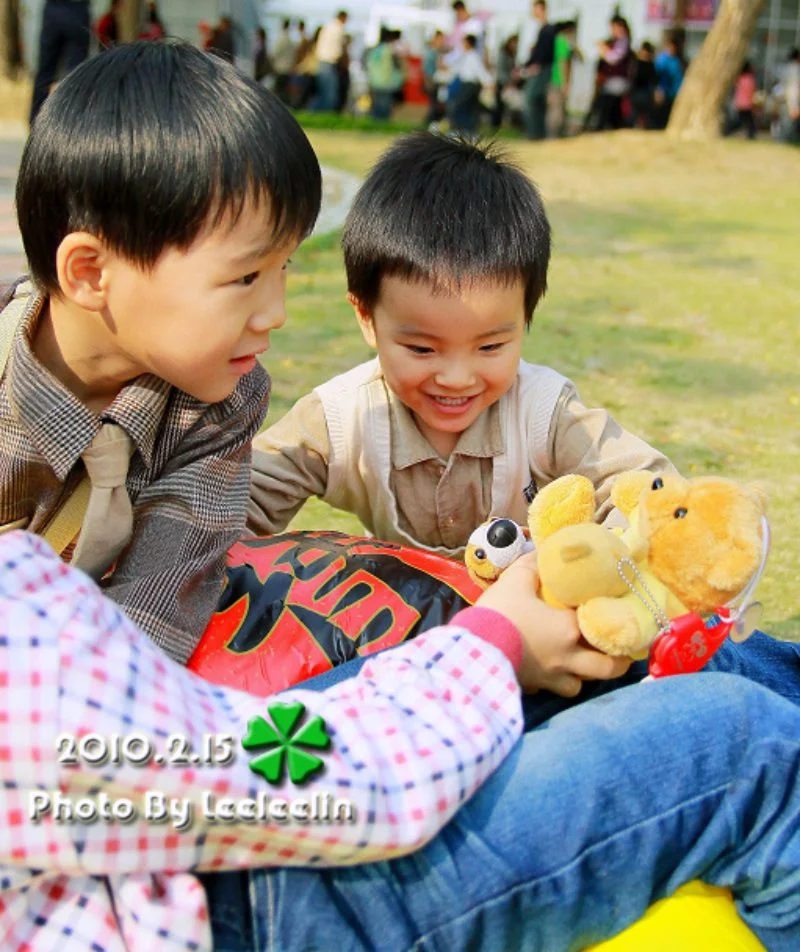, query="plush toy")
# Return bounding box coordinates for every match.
[465,518,532,588]
[466,471,767,662]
